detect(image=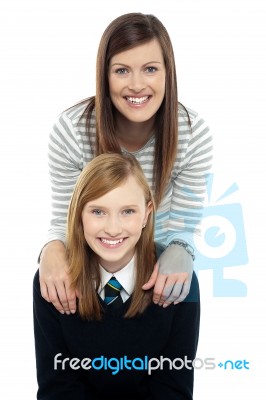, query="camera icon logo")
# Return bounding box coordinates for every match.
[193,203,247,267]
[192,175,248,297]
